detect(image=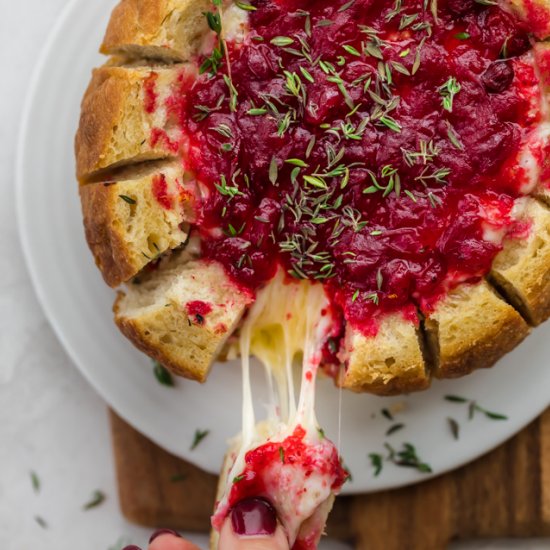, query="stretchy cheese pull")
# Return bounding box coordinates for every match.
[211,274,347,549]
